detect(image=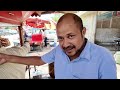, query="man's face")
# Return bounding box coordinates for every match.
[56,18,86,59]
